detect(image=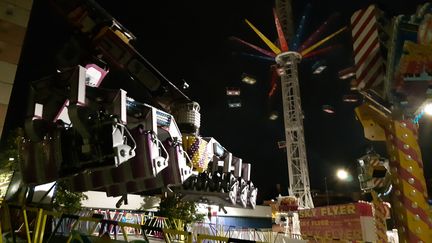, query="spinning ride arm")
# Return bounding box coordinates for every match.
[49,0,189,111]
